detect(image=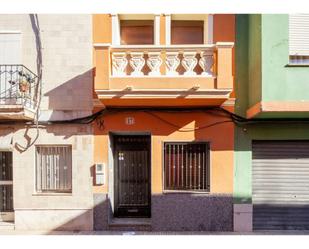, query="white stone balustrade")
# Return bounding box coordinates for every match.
[129,52,145,76]
[182,52,198,76]
[199,51,214,77]
[166,52,180,76]
[112,52,128,76]
[110,46,216,77]
[147,52,162,76]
